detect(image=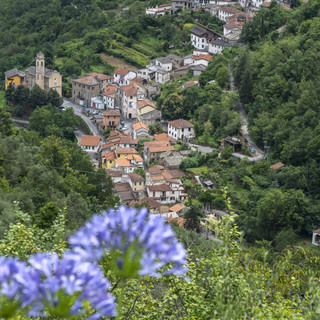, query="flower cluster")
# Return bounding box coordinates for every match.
[0,206,188,318]
[68,206,188,278]
[0,255,116,319]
